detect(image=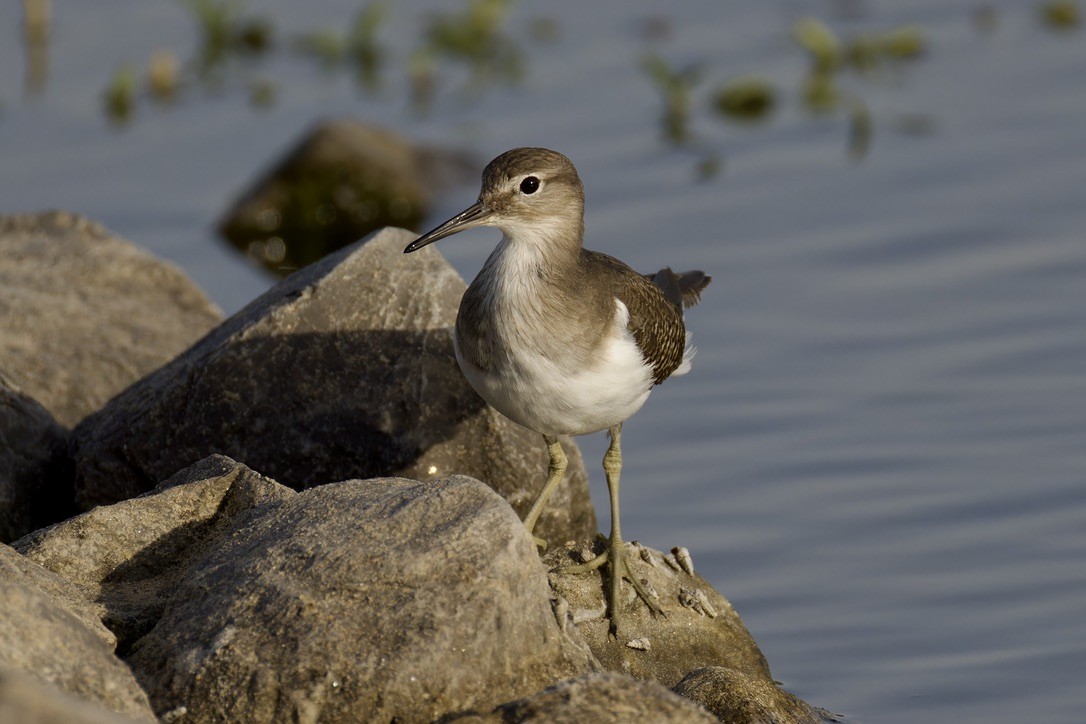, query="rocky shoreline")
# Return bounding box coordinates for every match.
[1,212,830,722]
